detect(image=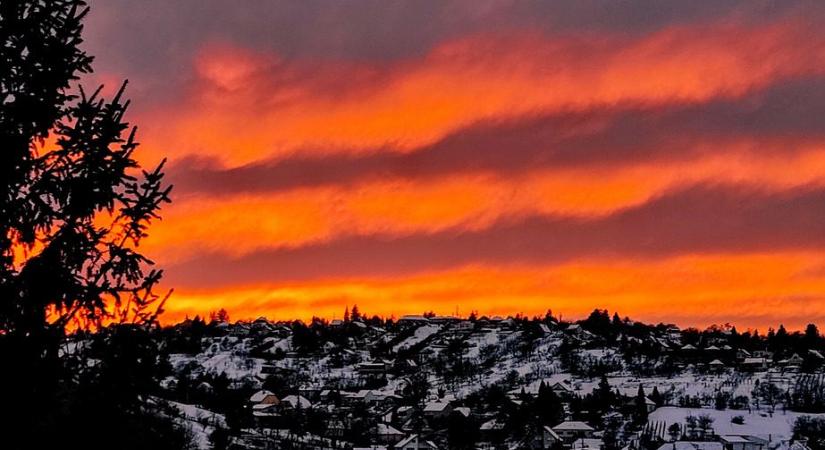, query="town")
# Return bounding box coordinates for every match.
[66,308,825,450]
